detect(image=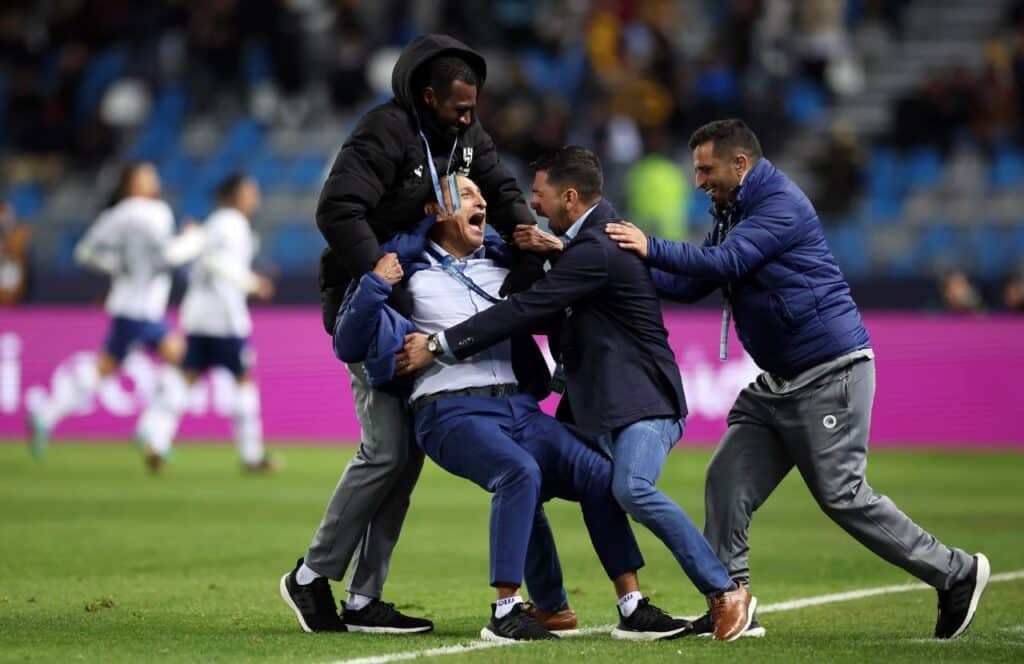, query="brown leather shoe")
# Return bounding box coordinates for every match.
[526,604,578,632]
[708,584,757,641]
